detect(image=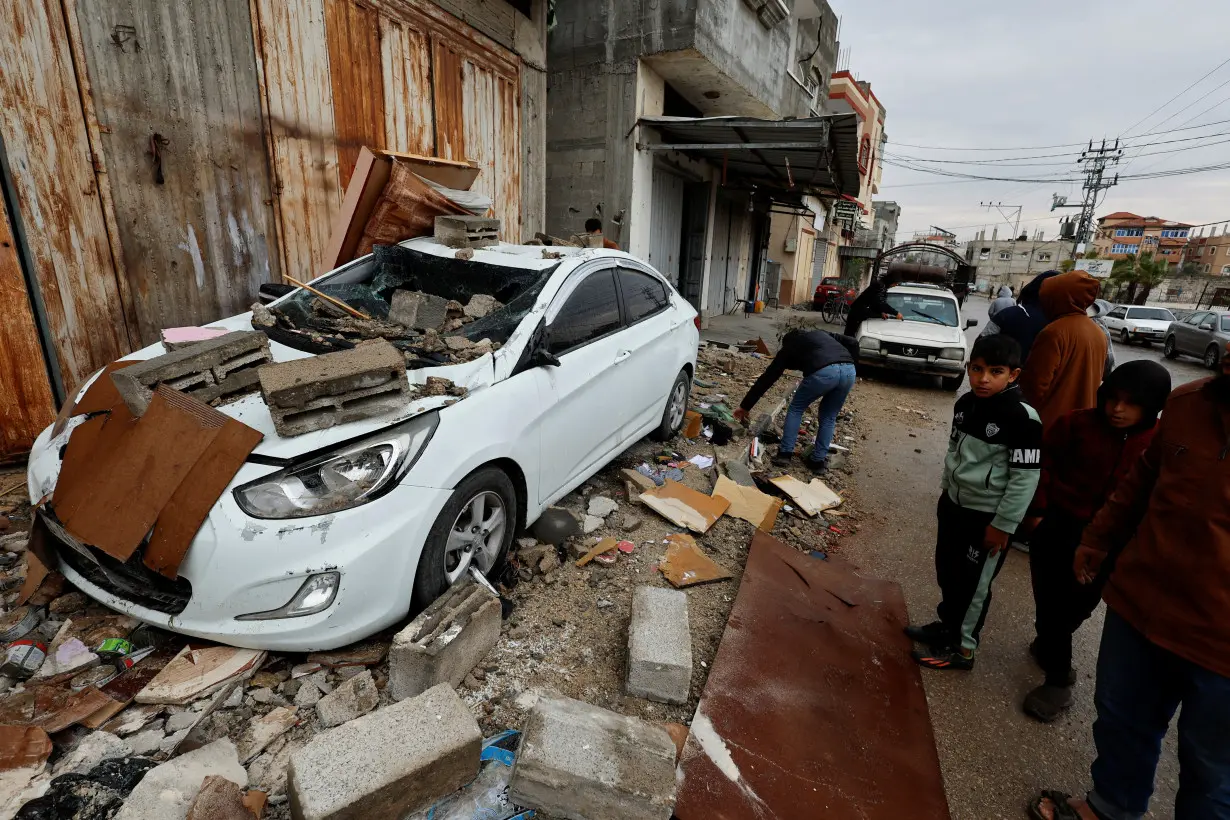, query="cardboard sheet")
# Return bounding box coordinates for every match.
[639,480,730,534]
[659,533,733,588]
[711,476,782,532]
[0,726,51,772]
[135,646,266,706]
[575,537,618,568]
[770,474,843,516]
